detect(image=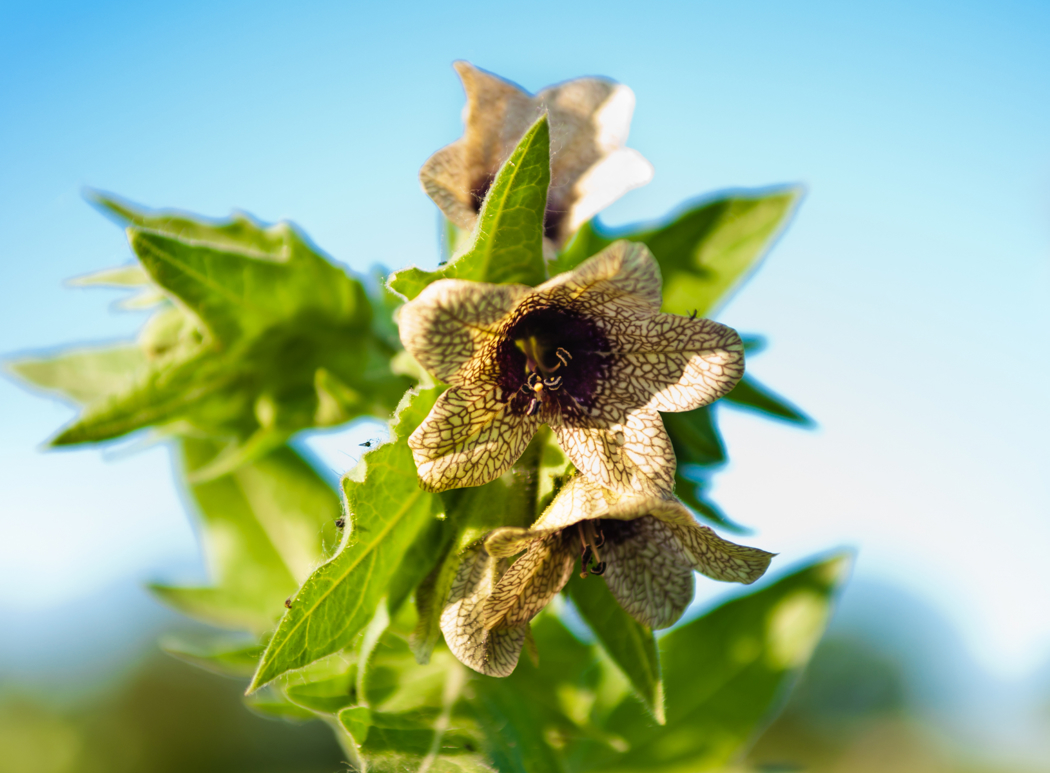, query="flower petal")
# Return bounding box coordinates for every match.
[483,533,576,630]
[642,501,775,584]
[440,545,526,677]
[554,408,675,496]
[535,240,662,319]
[485,475,605,557]
[601,517,696,629]
[408,384,540,492]
[398,279,528,385]
[568,147,653,235]
[420,62,536,232]
[609,315,745,412]
[420,63,651,248]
